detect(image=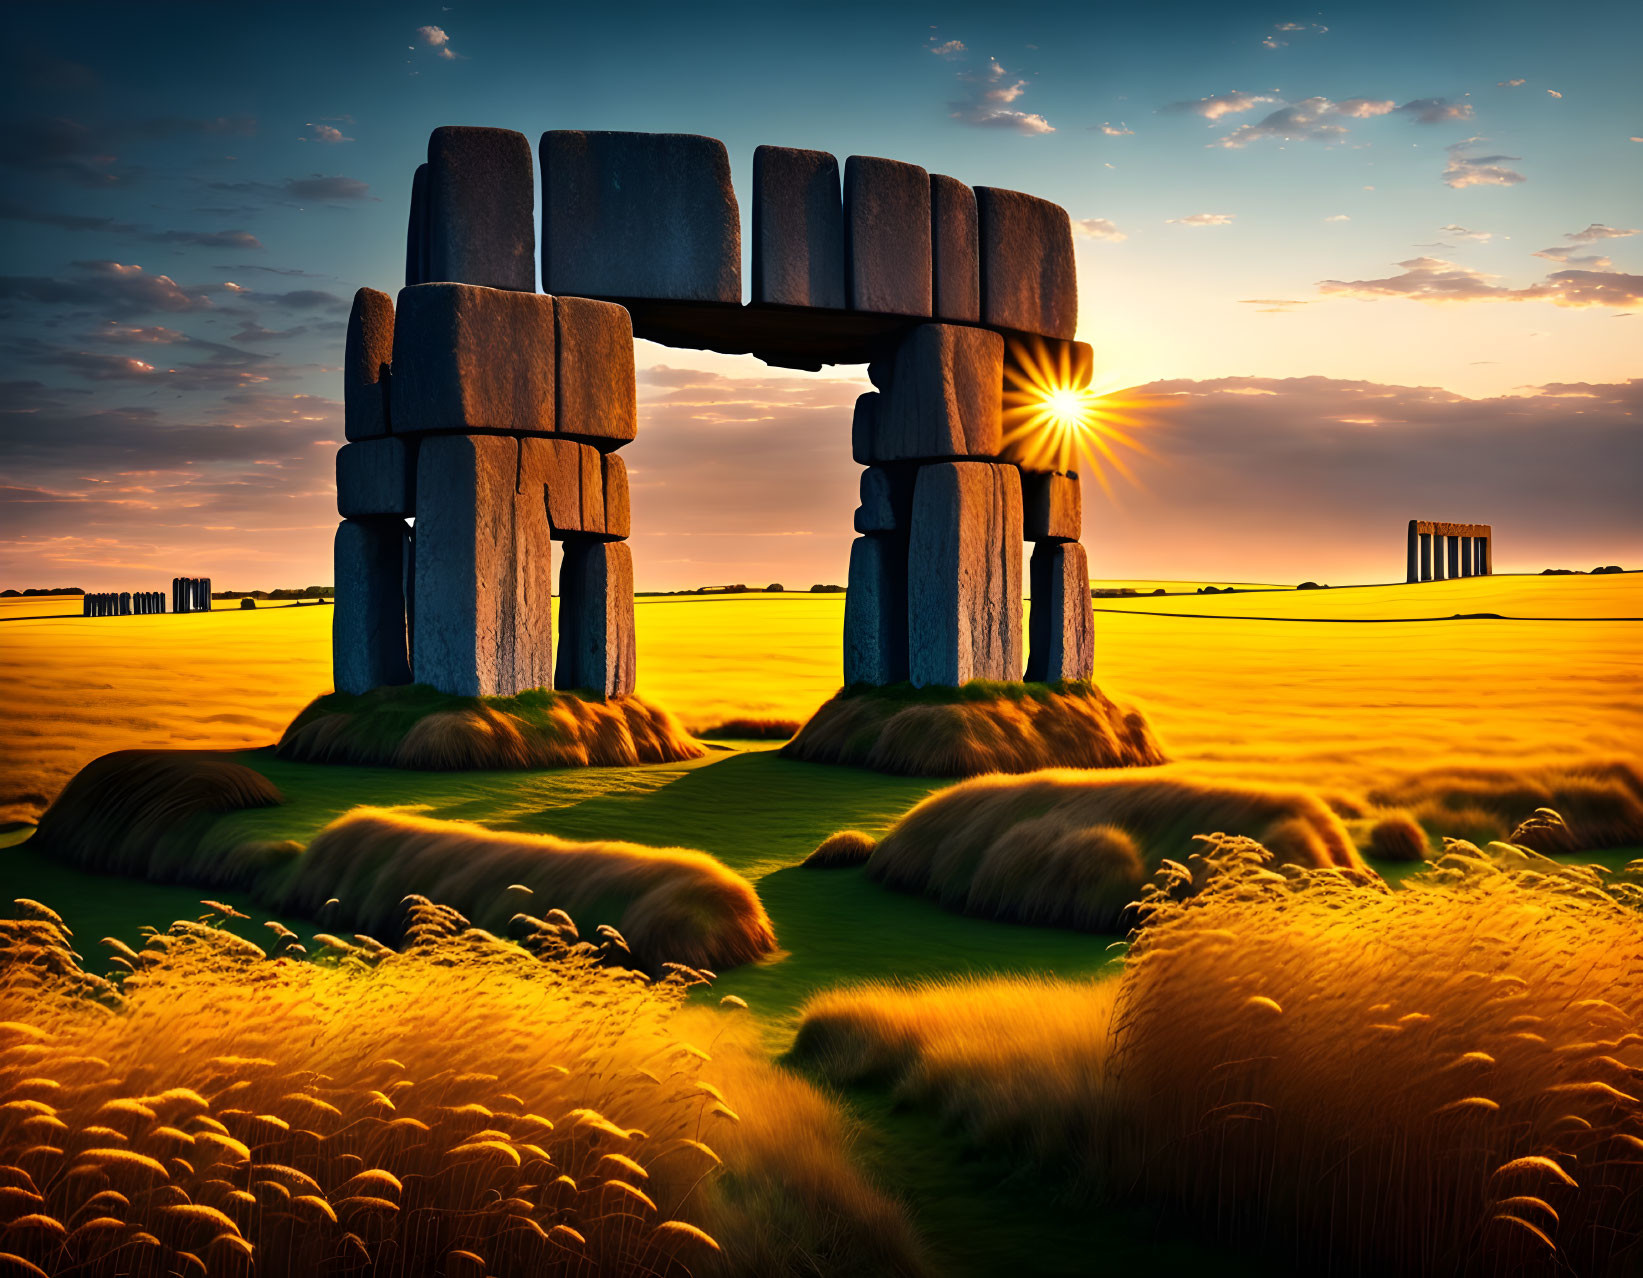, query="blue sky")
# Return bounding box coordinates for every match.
[2,0,1638,590]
